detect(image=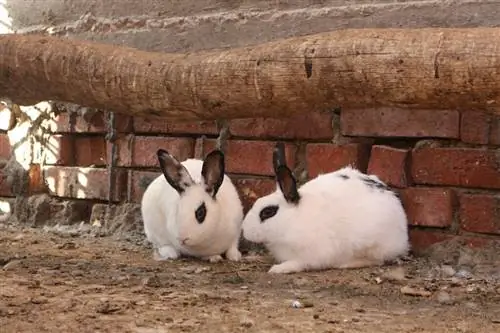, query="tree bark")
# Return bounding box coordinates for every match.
[1,28,500,120]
